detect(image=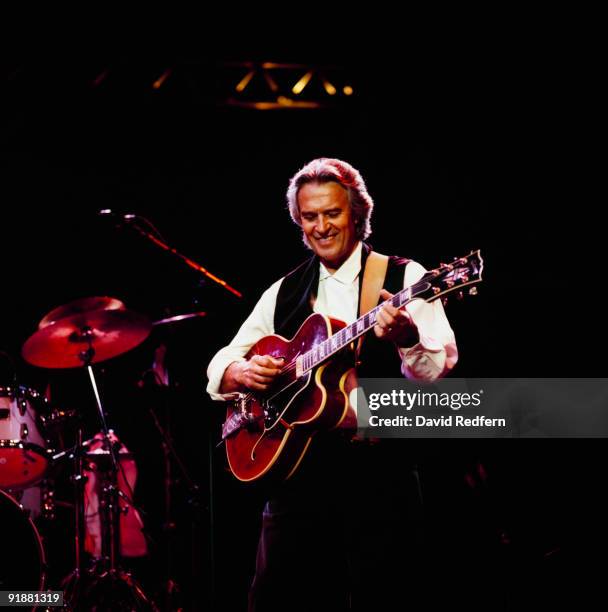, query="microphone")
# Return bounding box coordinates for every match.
[98,208,136,220]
